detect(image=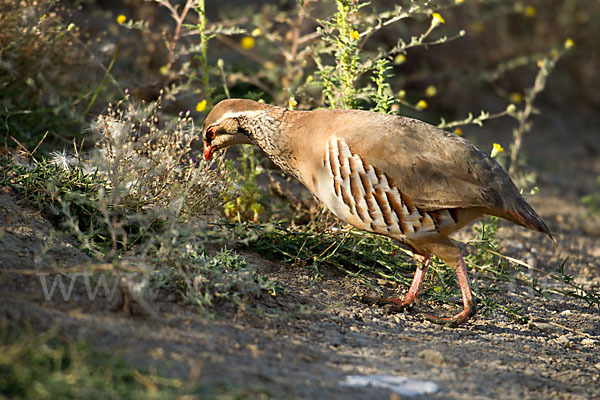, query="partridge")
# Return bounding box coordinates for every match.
[202,99,553,326]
